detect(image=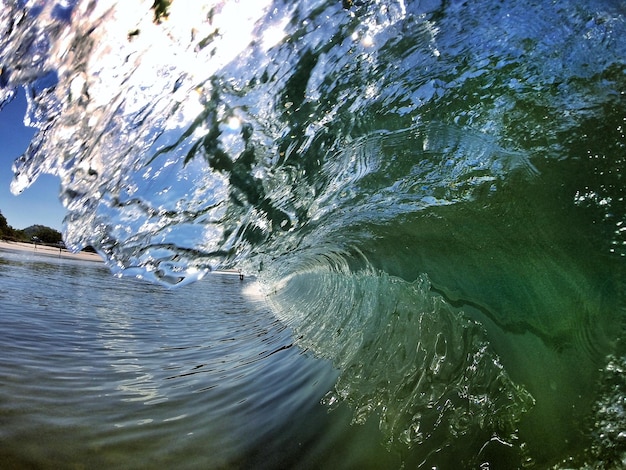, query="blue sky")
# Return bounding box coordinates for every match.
[0,89,66,231]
